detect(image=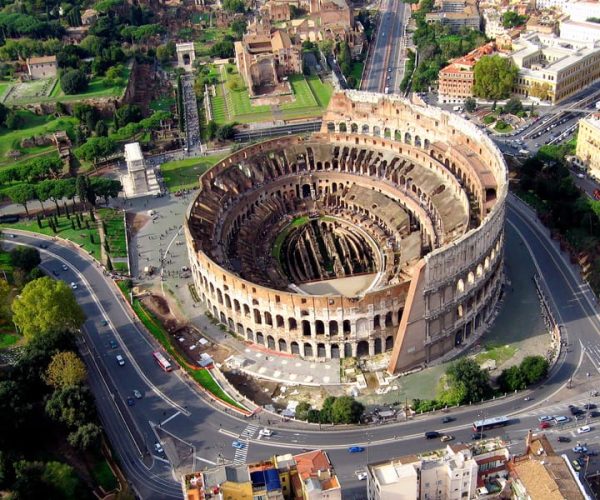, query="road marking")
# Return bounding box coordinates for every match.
[219,429,239,439]
[160,411,181,426]
[194,455,216,465]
